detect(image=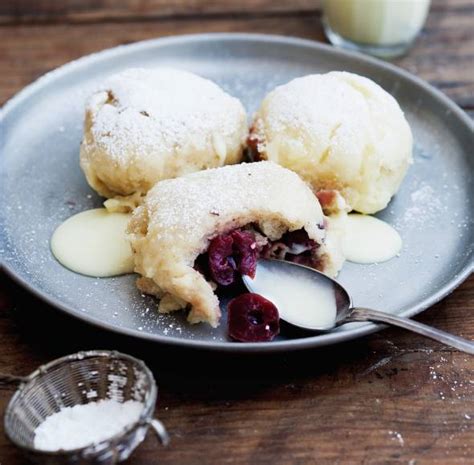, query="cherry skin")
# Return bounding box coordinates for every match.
[228,293,280,342]
[208,230,258,286]
[208,234,235,286]
[230,230,258,278]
